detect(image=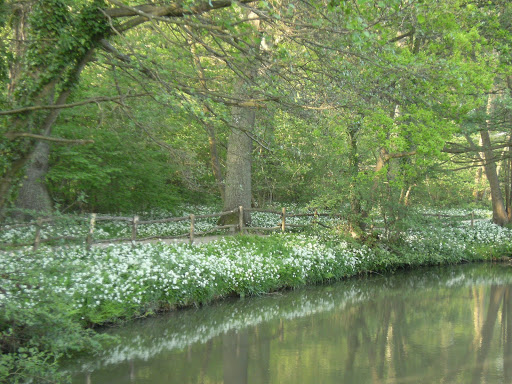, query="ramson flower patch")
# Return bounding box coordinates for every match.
[2,207,511,323]
[403,219,512,256]
[0,206,320,246]
[2,207,512,384]
[0,234,366,324]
